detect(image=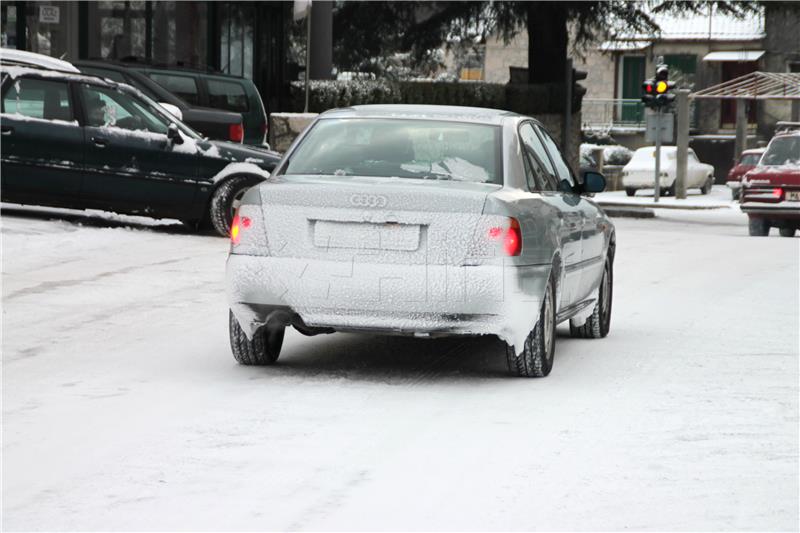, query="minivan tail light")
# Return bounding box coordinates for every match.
[489,218,522,256]
[229,123,244,143]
